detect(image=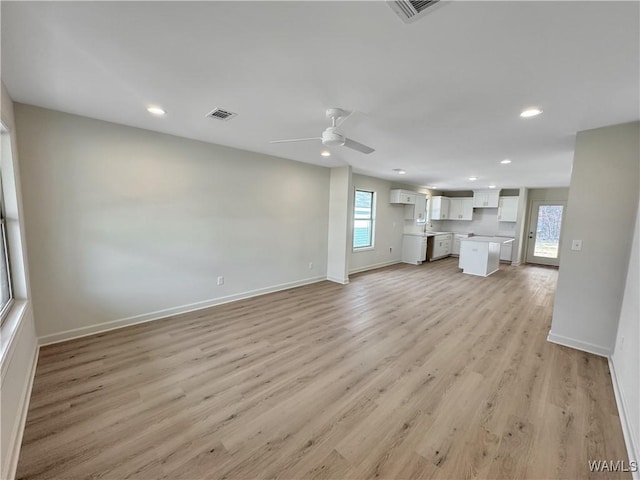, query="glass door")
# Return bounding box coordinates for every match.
[525,201,566,266]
